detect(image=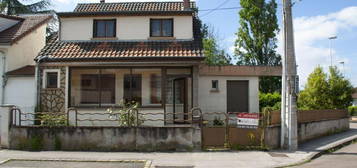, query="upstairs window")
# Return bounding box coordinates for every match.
[150,19,173,37]
[93,19,116,38]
